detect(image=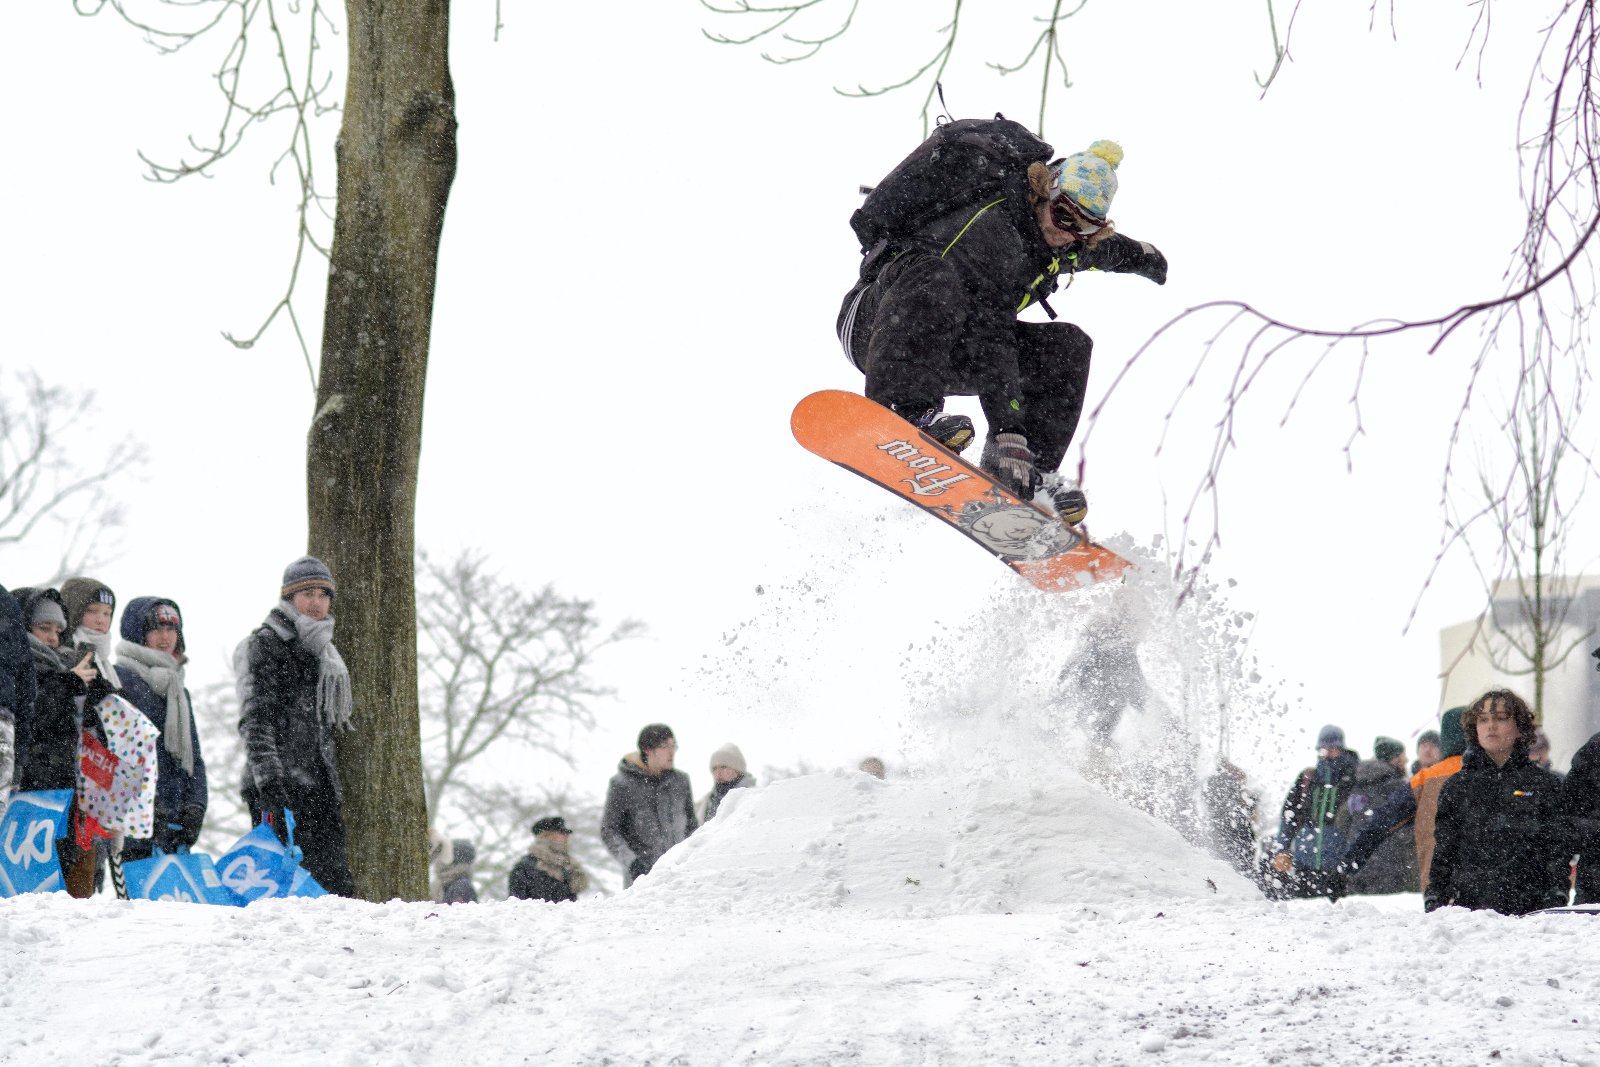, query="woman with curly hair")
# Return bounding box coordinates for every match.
[1425,689,1572,915]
